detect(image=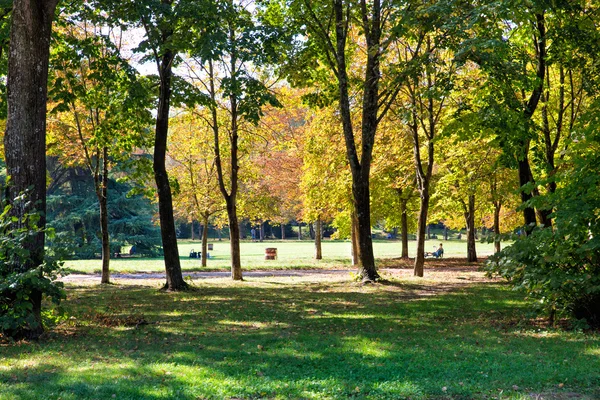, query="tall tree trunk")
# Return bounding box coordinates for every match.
[298,223,302,240]
[4,0,60,339]
[351,208,360,266]
[309,222,315,240]
[201,214,209,267]
[353,179,378,280]
[97,147,110,284]
[494,201,501,253]
[227,201,242,280]
[465,194,477,262]
[281,224,286,240]
[154,47,186,290]
[400,199,409,259]
[414,191,429,277]
[314,217,322,260]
